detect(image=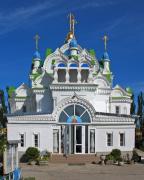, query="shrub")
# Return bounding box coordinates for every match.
[111,149,121,161]
[132,150,140,162]
[20,153,29,163]
[117,157,123,162]
[21,147,40,162]
[139,145,144,152]
[39,150,51,161]
[105,154,115,161]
